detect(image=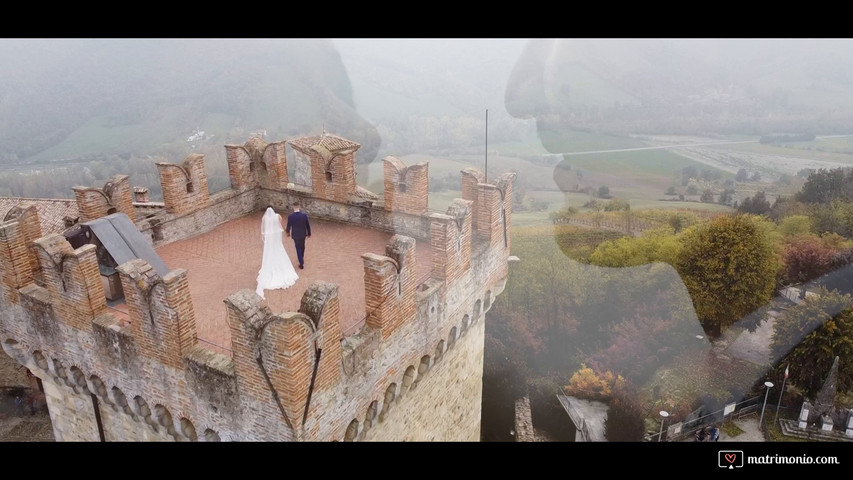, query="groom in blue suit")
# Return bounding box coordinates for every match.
[286,201,311,269]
